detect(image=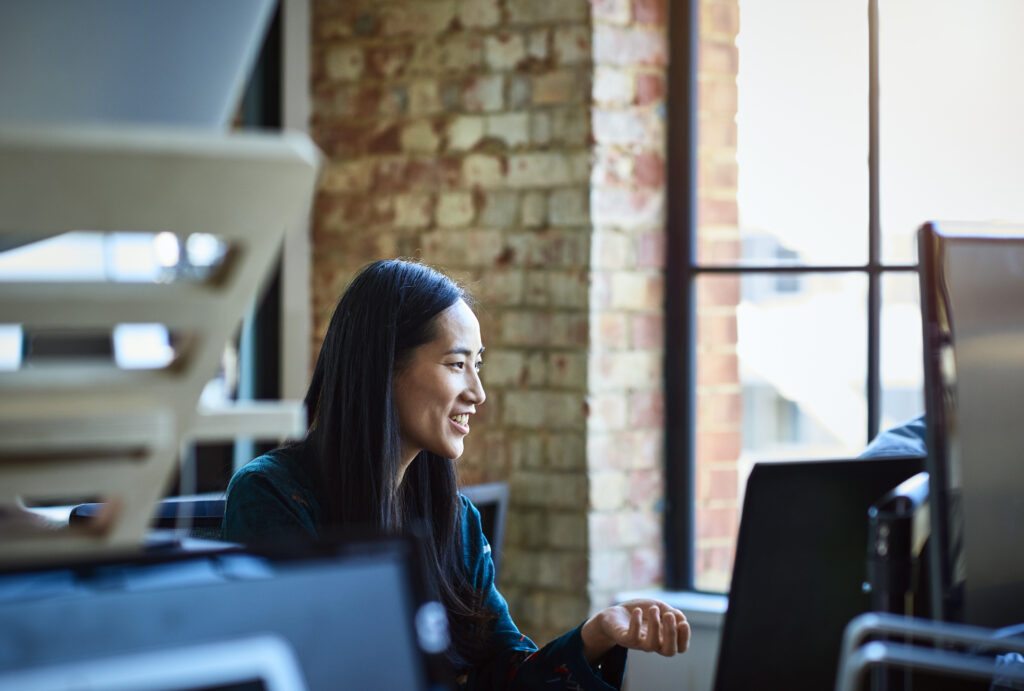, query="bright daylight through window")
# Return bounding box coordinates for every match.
[689,0,1024,592]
